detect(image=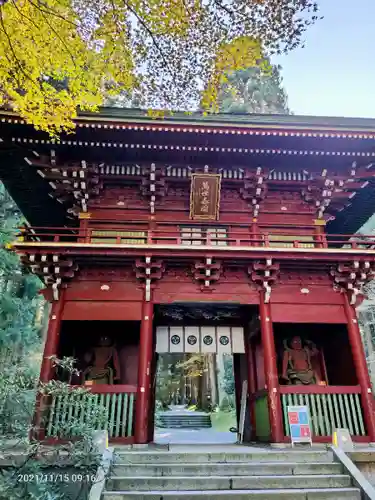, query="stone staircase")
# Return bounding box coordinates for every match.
[101,448,361,499]
[157,411,212,429]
